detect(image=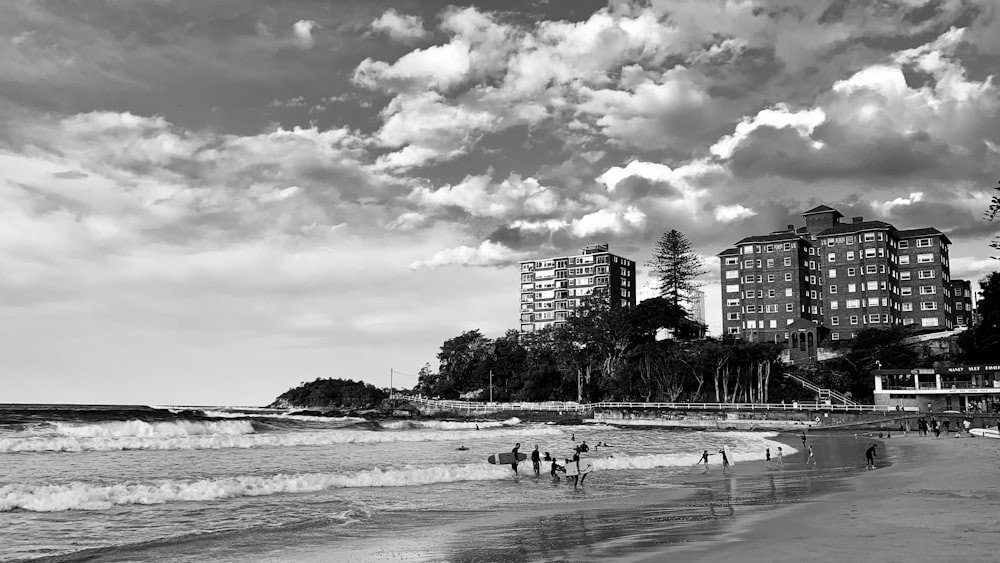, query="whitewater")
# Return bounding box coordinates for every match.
[0,404,792,562]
